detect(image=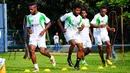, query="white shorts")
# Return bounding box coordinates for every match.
[82,38,92,48]
[29,34,46,48]
[94,34,110,45]
[64,31,82,43]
